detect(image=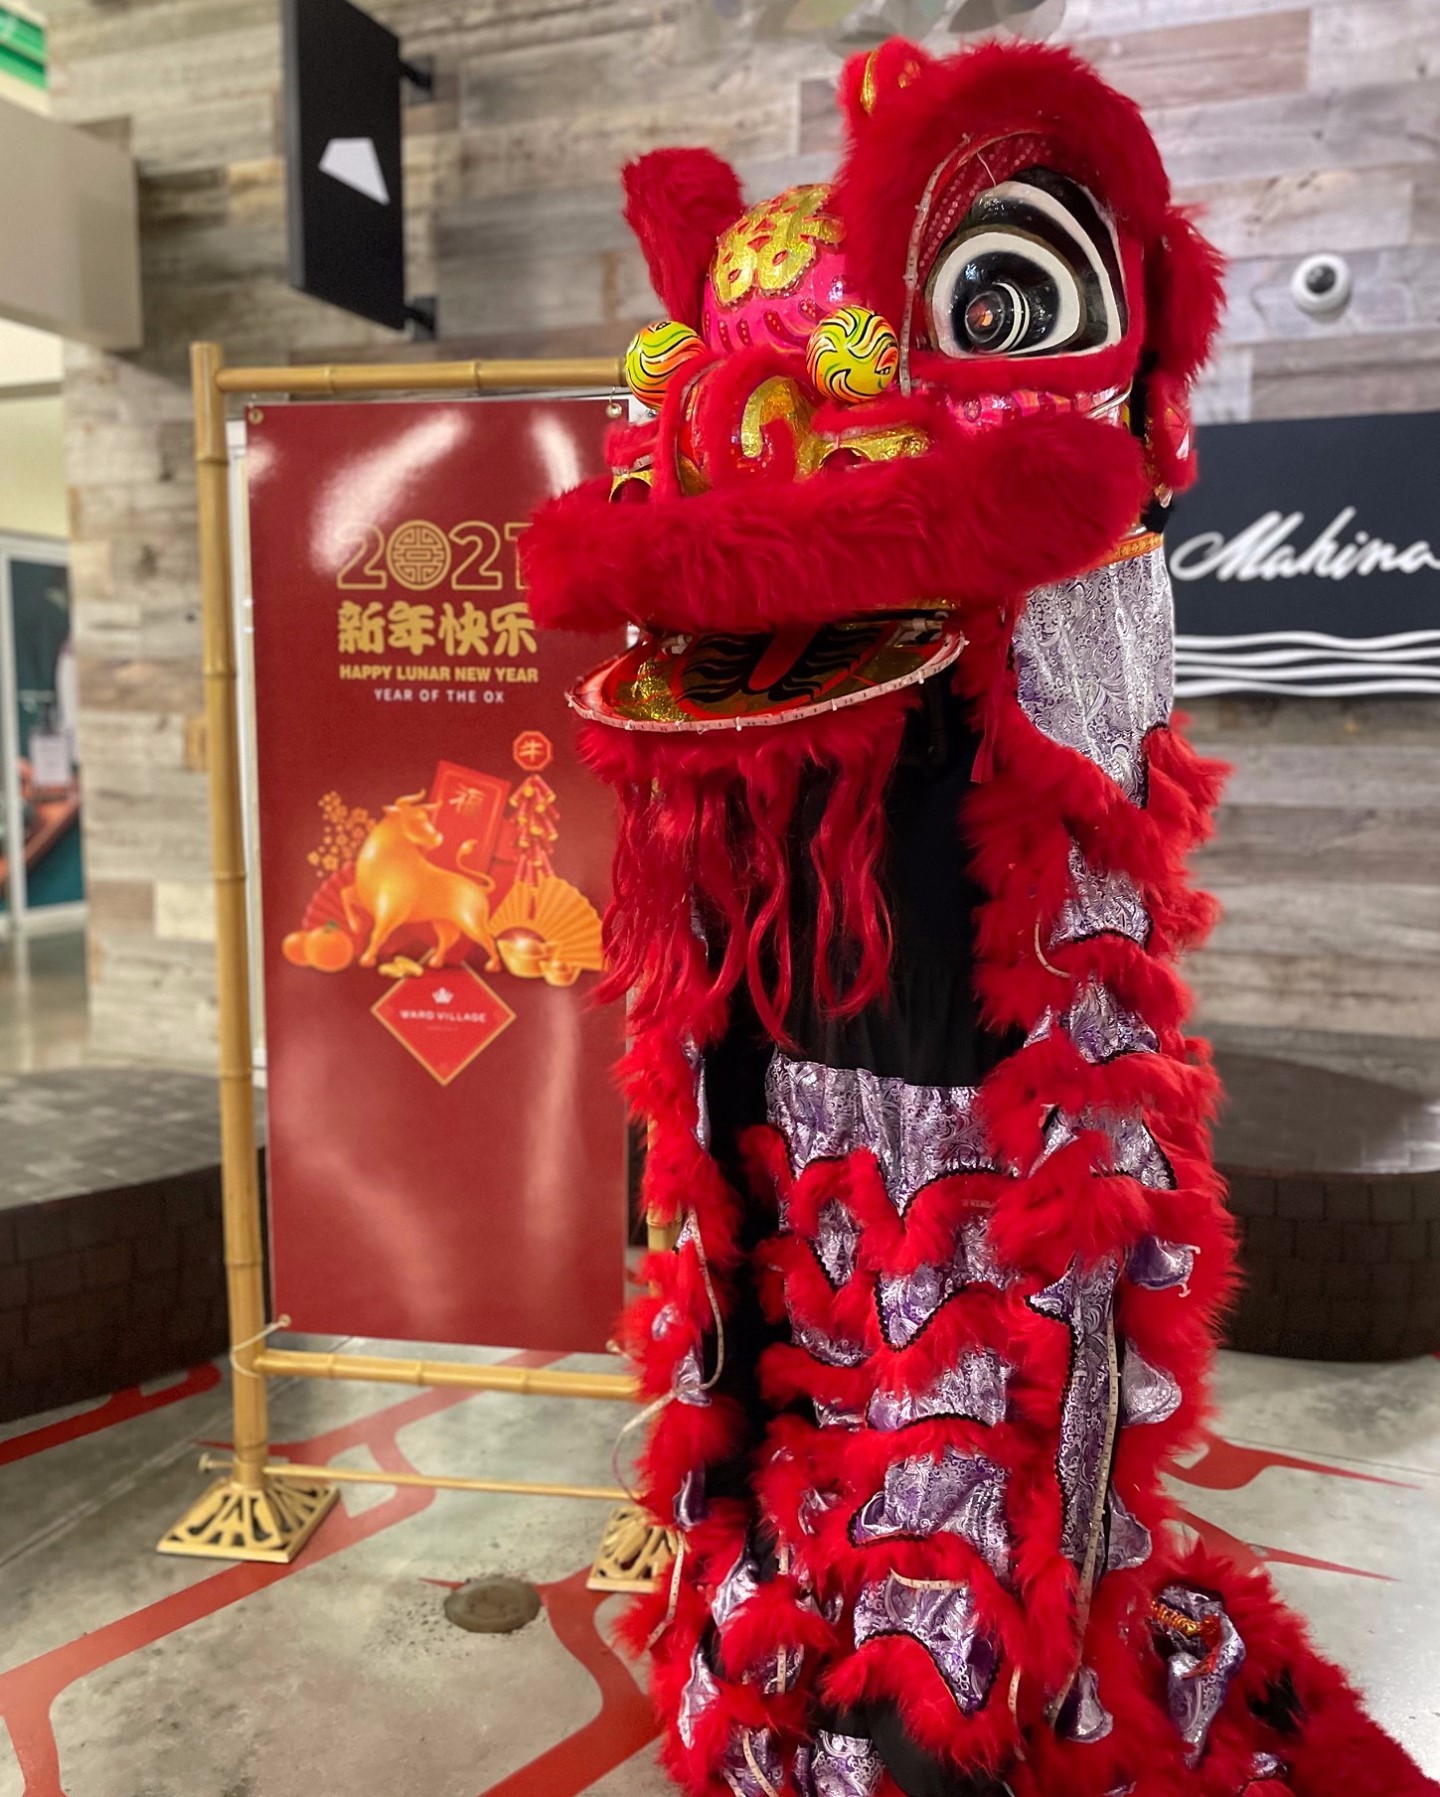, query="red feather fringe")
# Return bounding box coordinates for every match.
[579,698,911,1045]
